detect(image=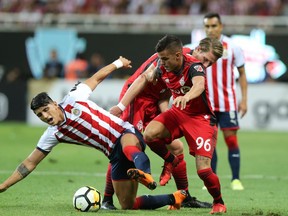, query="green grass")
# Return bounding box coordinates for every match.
[0,122,288,216]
